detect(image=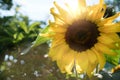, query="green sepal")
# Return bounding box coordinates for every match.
[32,25,51,47]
